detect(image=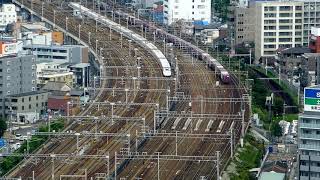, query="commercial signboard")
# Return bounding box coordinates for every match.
[304,87,320,112]
[0,42,17,56]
